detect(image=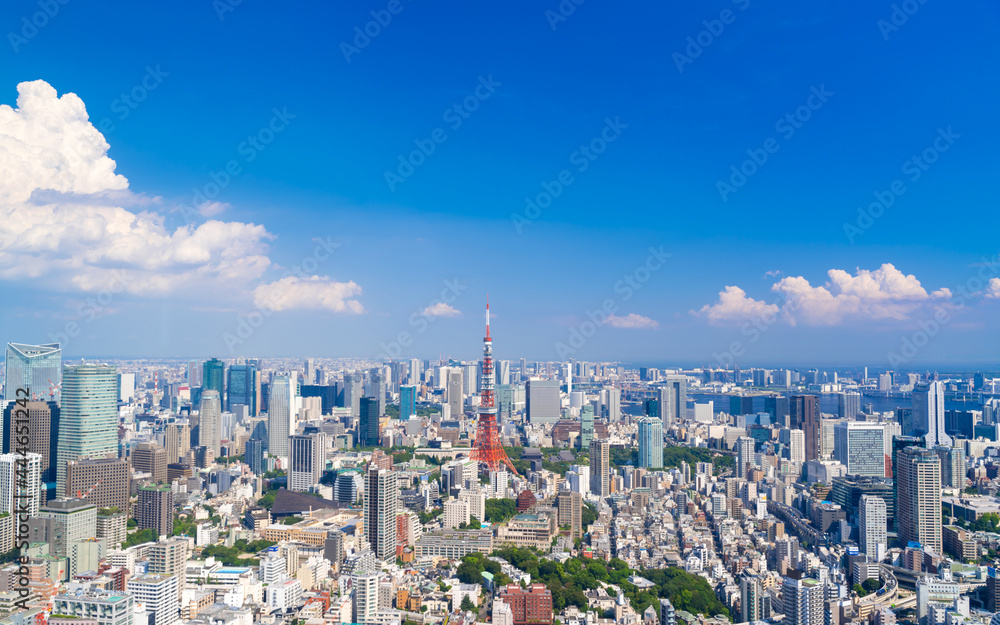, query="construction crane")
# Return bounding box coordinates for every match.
[77,478,102,499]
